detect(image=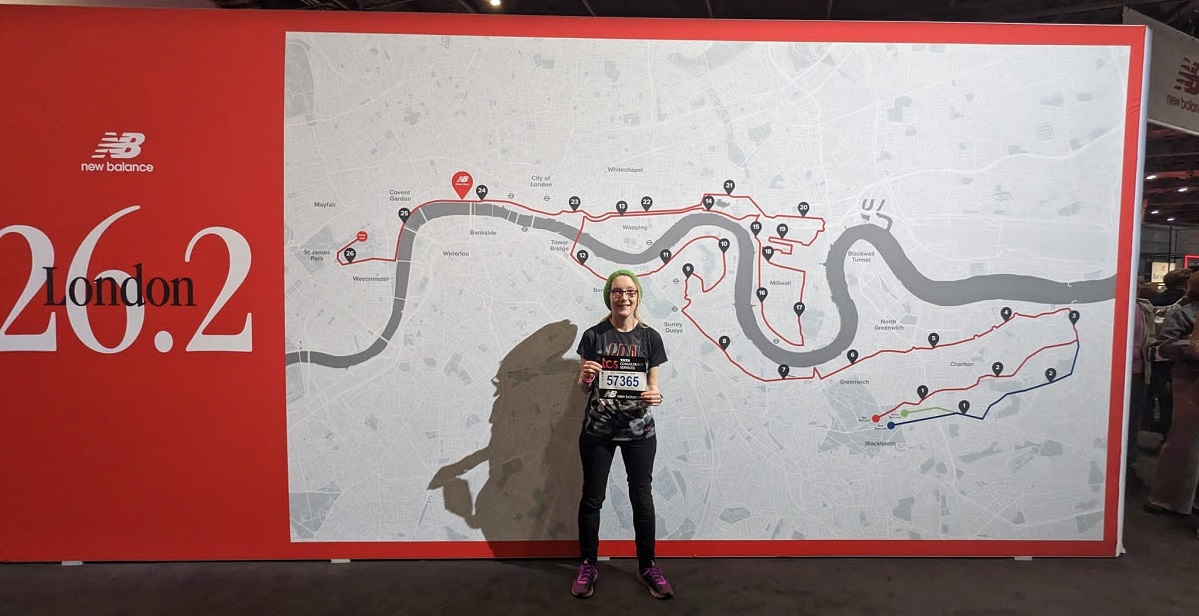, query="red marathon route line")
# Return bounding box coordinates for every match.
[869,314,1079,423]
[754,231,811,348]
[328,189,1079,426]
[667,235,728,292]
[758,296,806,347]
[332,191,821,351]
